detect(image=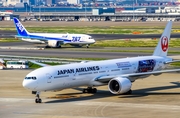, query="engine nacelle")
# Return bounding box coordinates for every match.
[108,77,132,94]
[48,40,61,48]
